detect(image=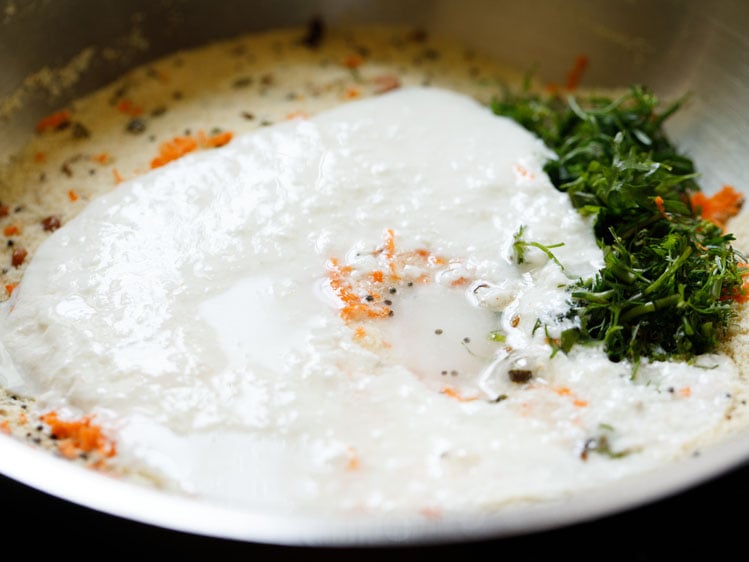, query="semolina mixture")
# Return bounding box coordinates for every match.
[1,22,749,516]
